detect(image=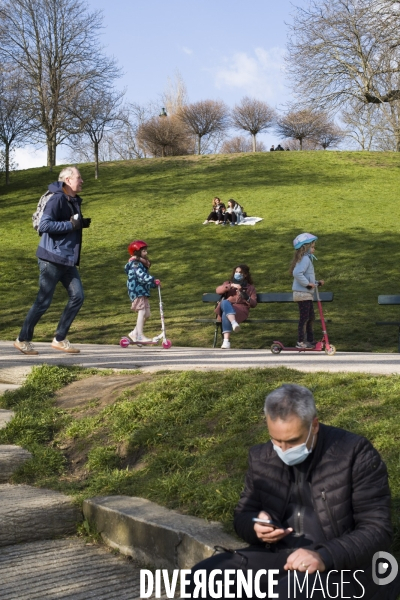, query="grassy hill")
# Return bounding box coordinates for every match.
[2,151,400,351]
[1,365,399,554]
